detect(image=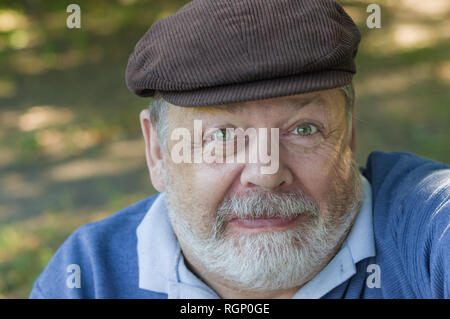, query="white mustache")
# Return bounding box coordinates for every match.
[211,190,319,238]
